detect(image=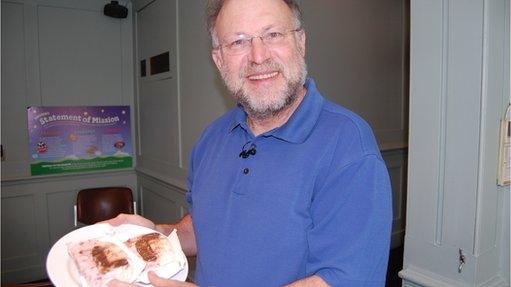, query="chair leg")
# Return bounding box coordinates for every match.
[73,205,77,227]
